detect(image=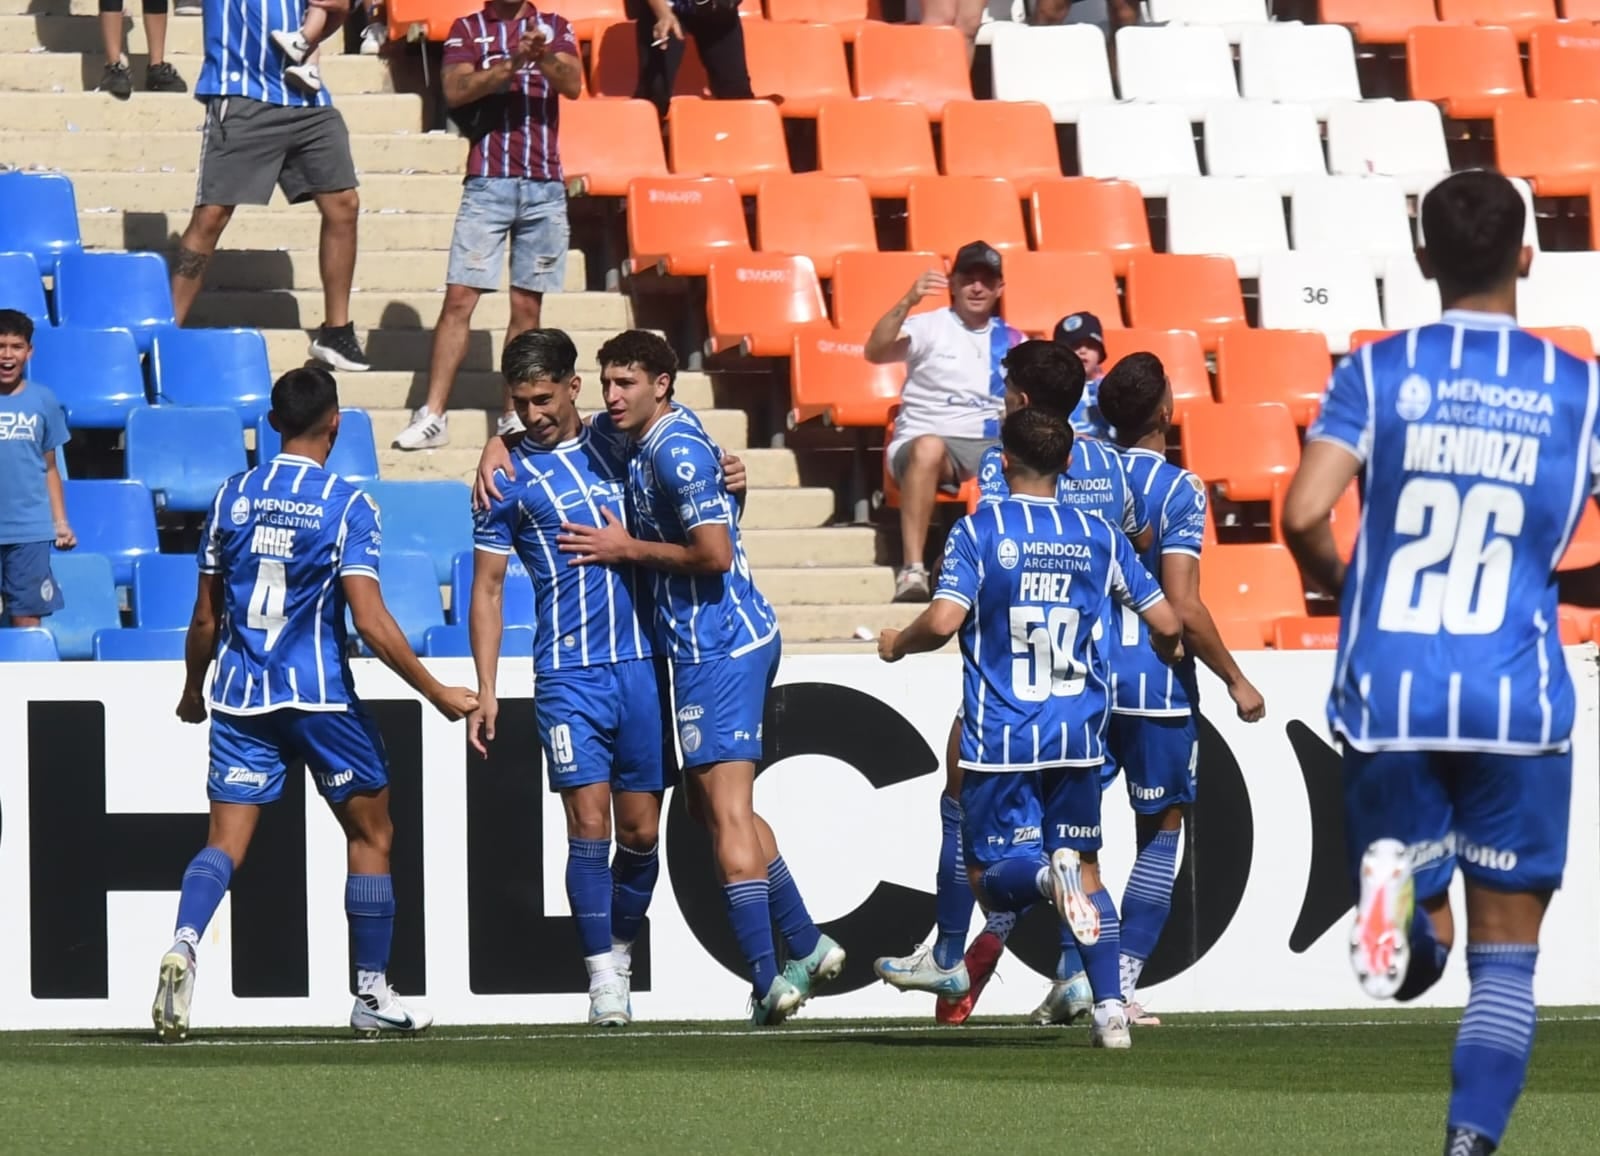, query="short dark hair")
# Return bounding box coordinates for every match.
[0,309,34,343]
[1002,340,1086,423]
[271,365,339,441]
[1420,170,1526,297]
[597,329,677,398]
[1001,406,1074,477]
[1098,352,1169,444]
[502,328,578,385]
